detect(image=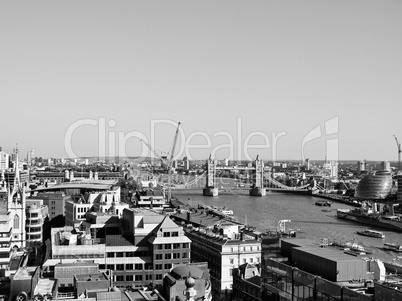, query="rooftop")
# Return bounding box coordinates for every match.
[13,266,37,280]
[34,179,118,192]
[74,272,108,282]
